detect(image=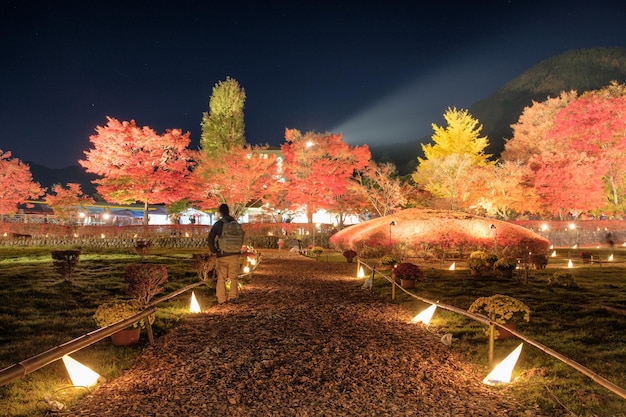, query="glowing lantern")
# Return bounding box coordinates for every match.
[568,259,573,268]
[412,304,437,325]
[449,262,456,270]
[483,343,523,385]
[572,244,578,249]
[74,233,79,238]
[357,266,365,278]
[185,232,189,237]
[549,244,554,249]
[609,254,614,261]
[2,232,6,237]
[248,257,257,266]
[62,355,101,387]
[189,291,201,313]
[243,265,250,274]
[100,233,105,239]
[551,251,556,257]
